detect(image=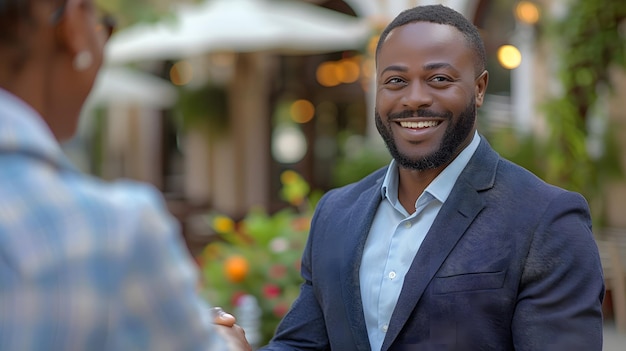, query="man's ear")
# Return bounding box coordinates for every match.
[54,0,89,57]
[474,70,489,108]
